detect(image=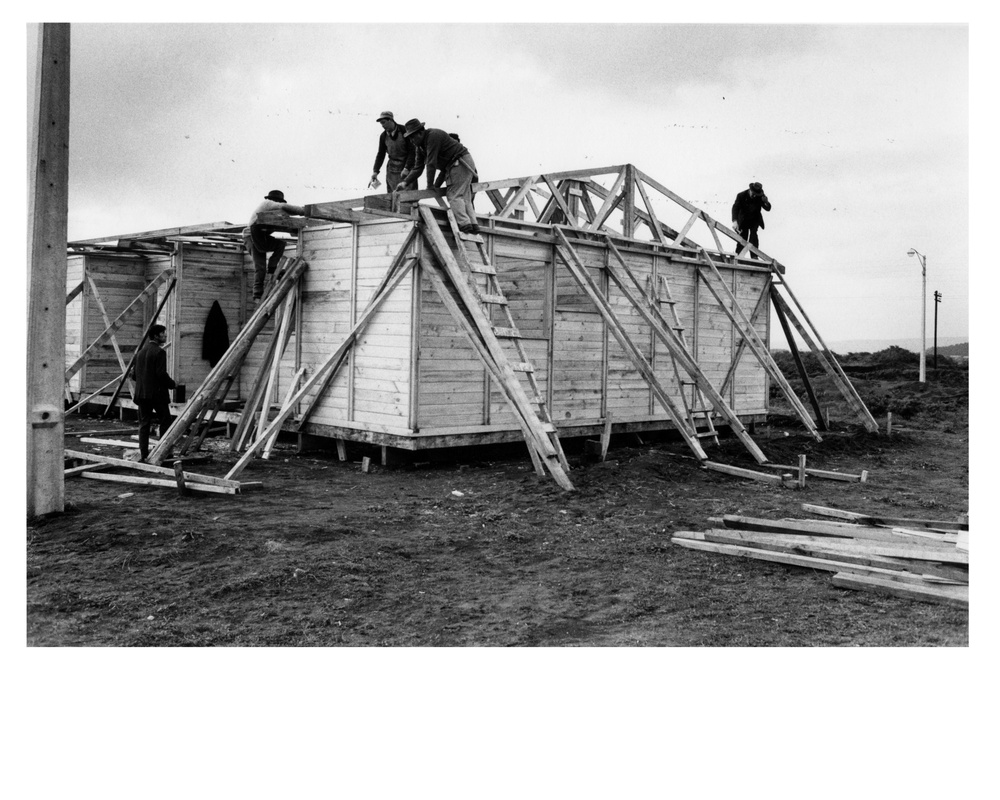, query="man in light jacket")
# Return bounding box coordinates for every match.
[243,189,305,300]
